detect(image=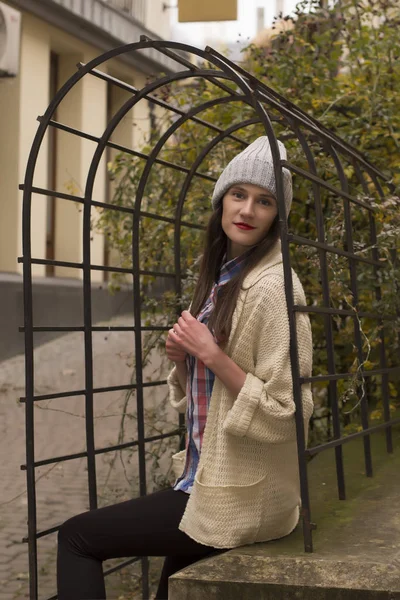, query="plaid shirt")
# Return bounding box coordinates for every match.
[174,250,251,494]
